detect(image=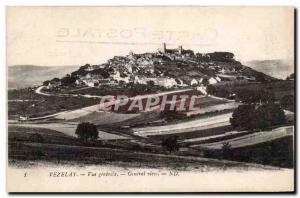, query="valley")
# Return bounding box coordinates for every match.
[8,45,295,170]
